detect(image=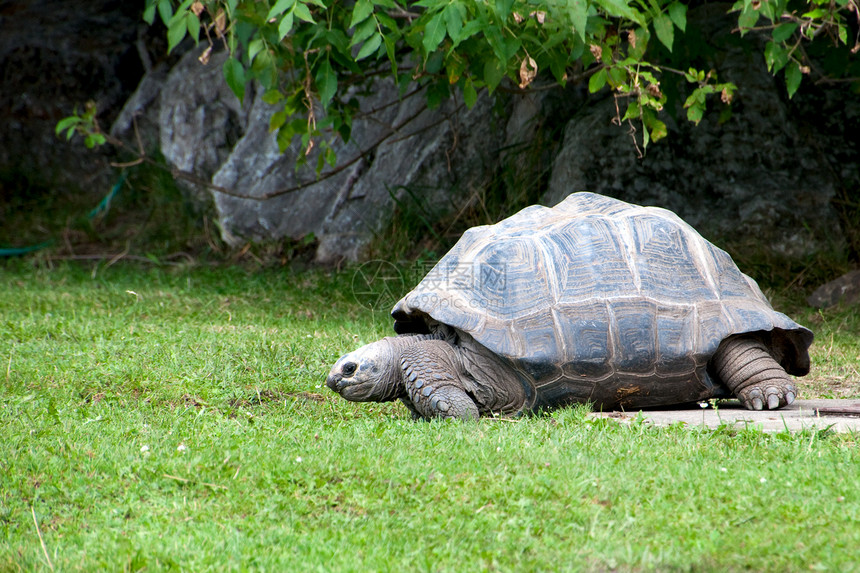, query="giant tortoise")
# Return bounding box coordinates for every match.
[327,192,813,420]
